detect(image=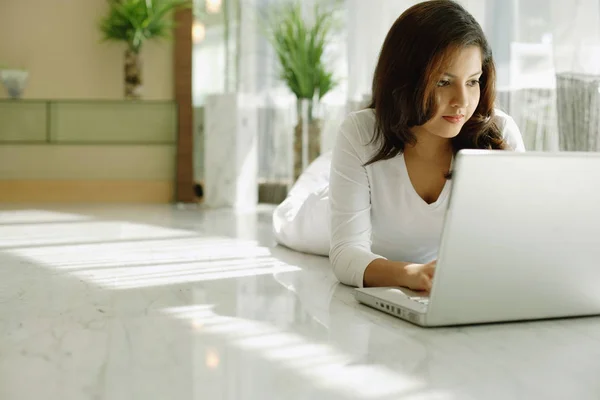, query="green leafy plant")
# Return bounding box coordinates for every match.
[261,1,339,101]
[260,1,342,181]
[99,0,191,53]
[99,0,190,98]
